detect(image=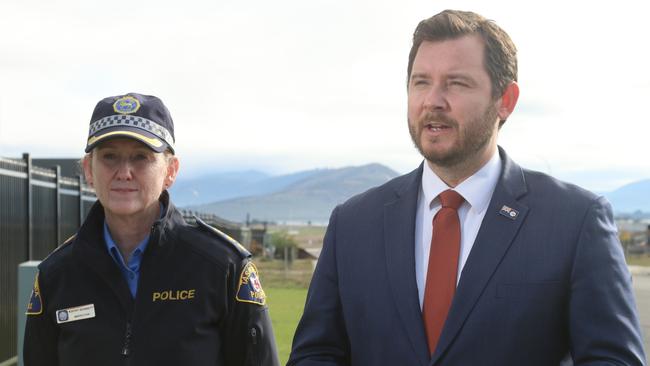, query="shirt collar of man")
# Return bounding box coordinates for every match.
[421,150,502,214]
